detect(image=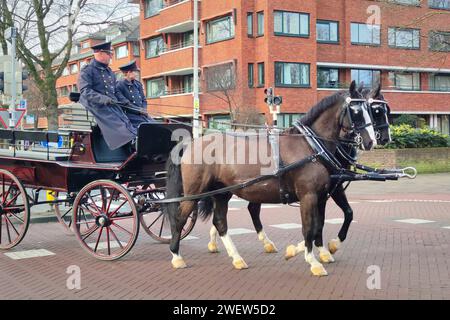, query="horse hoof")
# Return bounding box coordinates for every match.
[208,242,219,253]
[328,239,341,255]
[319,251,335,264]
[264,242,278,253]
[298,241,305,253]
[311,264,328,277]
[285,245,297,260]
[172,258,187,269]
[232,259,248,270]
